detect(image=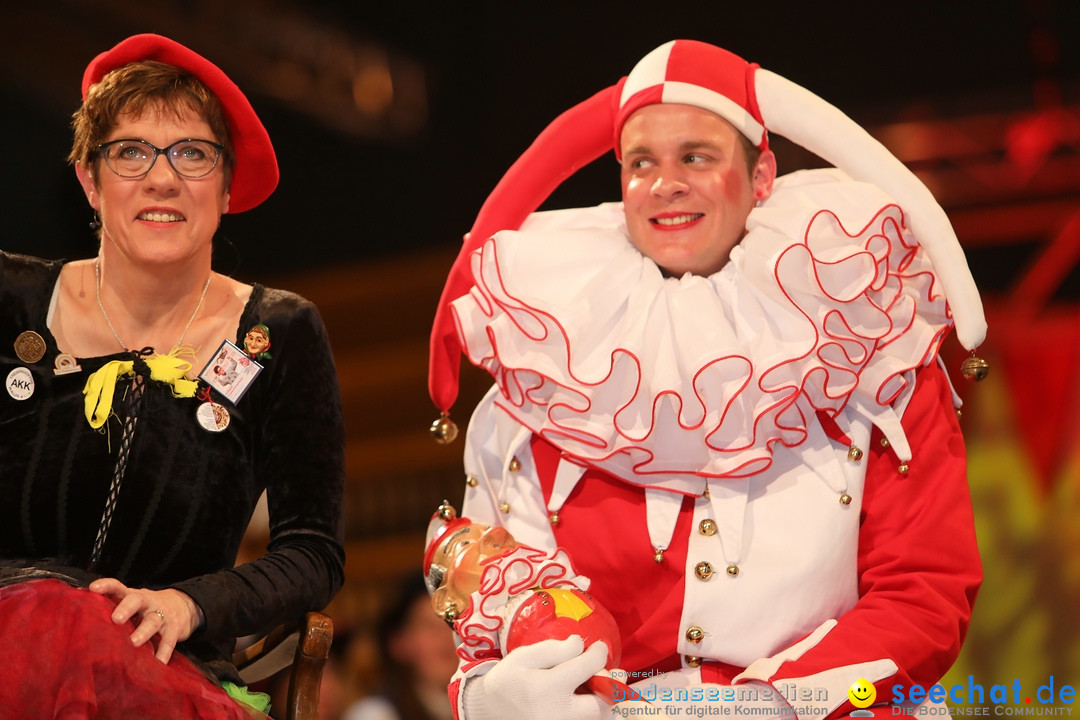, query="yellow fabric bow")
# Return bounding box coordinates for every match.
[83,347,200,429]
